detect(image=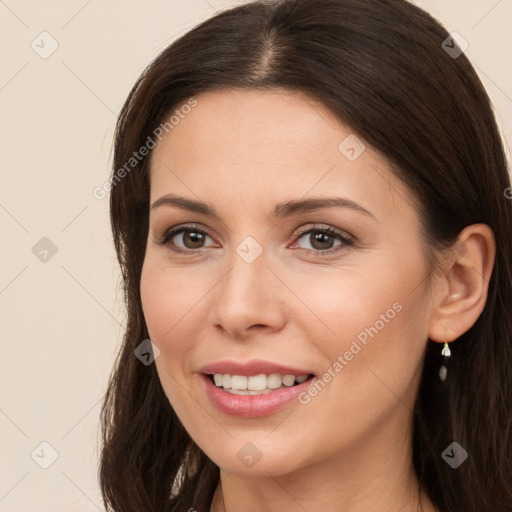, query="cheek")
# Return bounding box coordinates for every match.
[293,257,429,395]
[140,272,171,346]
[330,295,428,418]
[140,260,200,412]
[140,257,206,347]
[288,261,413,341]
